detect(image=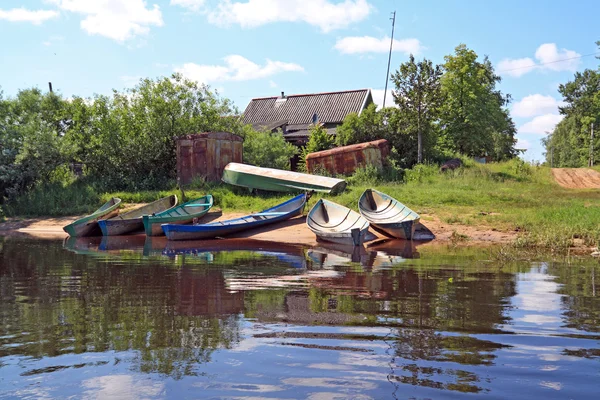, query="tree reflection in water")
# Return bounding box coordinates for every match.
[2,236,600,398]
